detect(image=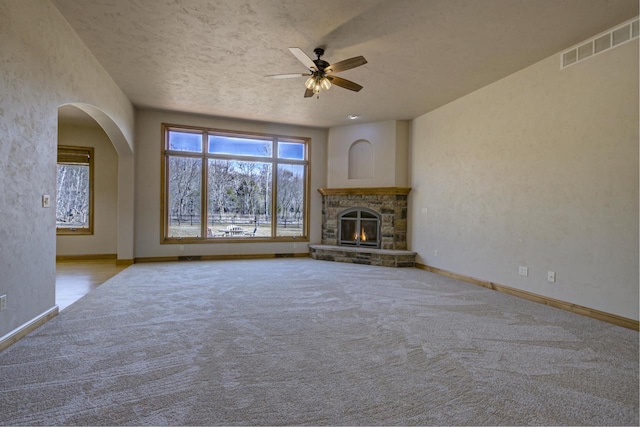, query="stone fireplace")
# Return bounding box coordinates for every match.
[309,187,416,267]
